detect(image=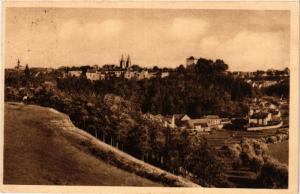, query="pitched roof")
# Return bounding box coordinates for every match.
[173,114,185,120]
[191,119,208,124]
[202,115,220,119]
[187,56,195,60]
[250,112,269,119]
